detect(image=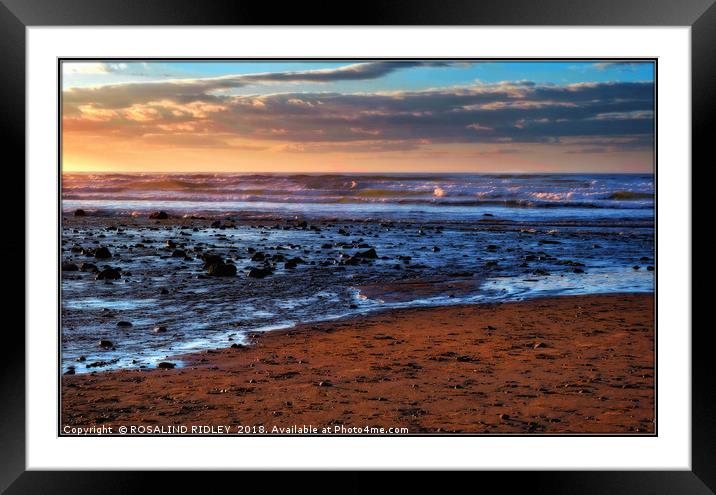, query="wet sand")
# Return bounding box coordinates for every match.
[61,293,654,434]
